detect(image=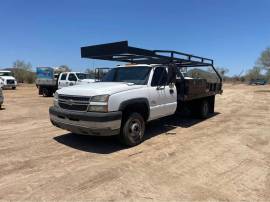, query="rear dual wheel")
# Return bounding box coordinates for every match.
[42,88,53,97]
[199,100,209,119]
